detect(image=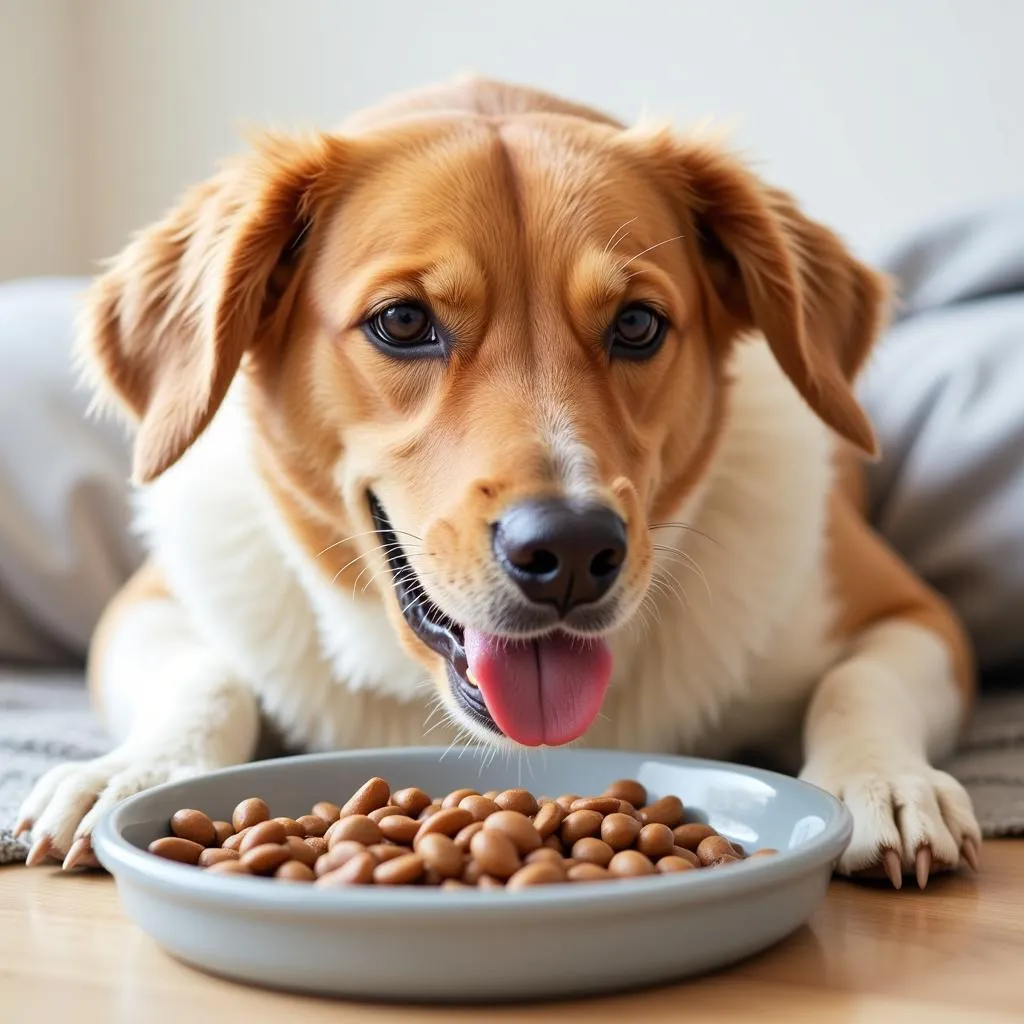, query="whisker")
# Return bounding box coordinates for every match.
[648,522,722,548]
[603,216,638,254]
[619,234,685,271]
[315,528,422,562]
